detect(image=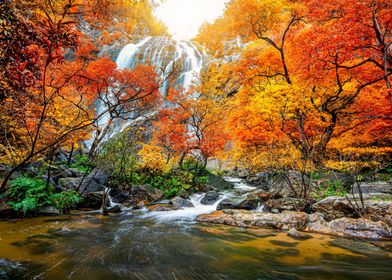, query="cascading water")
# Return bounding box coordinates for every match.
[93,36,205,144]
